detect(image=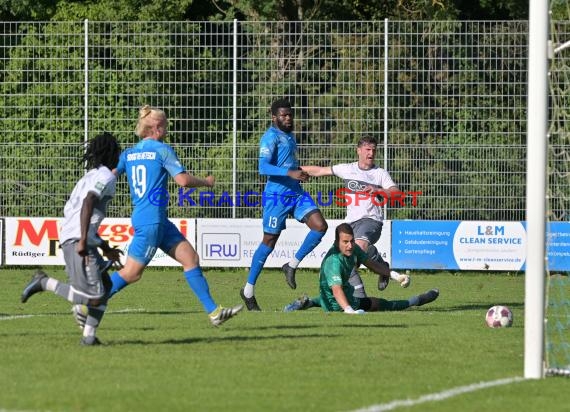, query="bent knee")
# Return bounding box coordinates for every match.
[120,270,143,284]
[316,221,328,233]
[178,252,200,271]
[89,298,103,306]
[188,254,200,268]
